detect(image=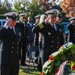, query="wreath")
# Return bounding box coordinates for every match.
[41,42,75,75]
